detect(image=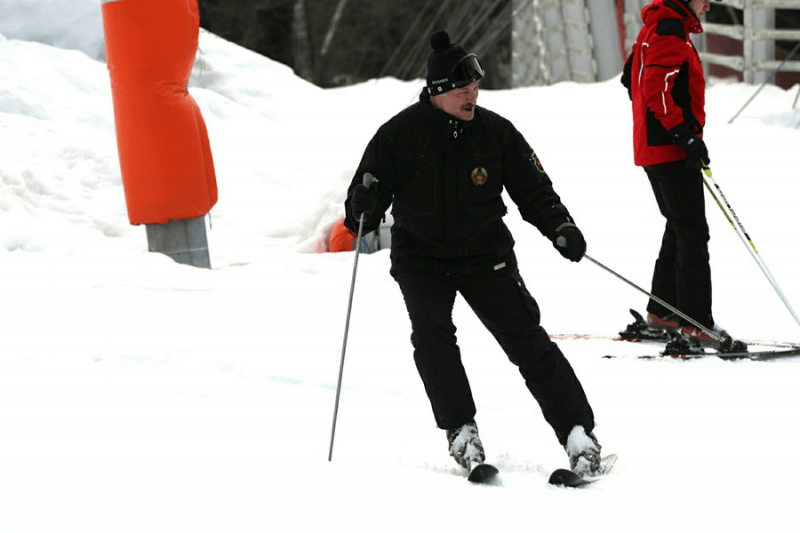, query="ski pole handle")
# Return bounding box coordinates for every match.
[358,173,377,226]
